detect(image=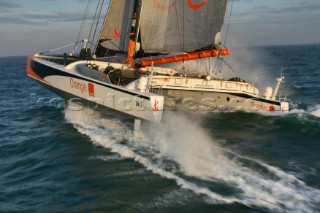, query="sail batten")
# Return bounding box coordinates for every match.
[139,0,228,54]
